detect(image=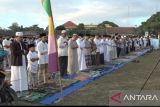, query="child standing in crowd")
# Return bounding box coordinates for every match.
[27,44,39,89]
